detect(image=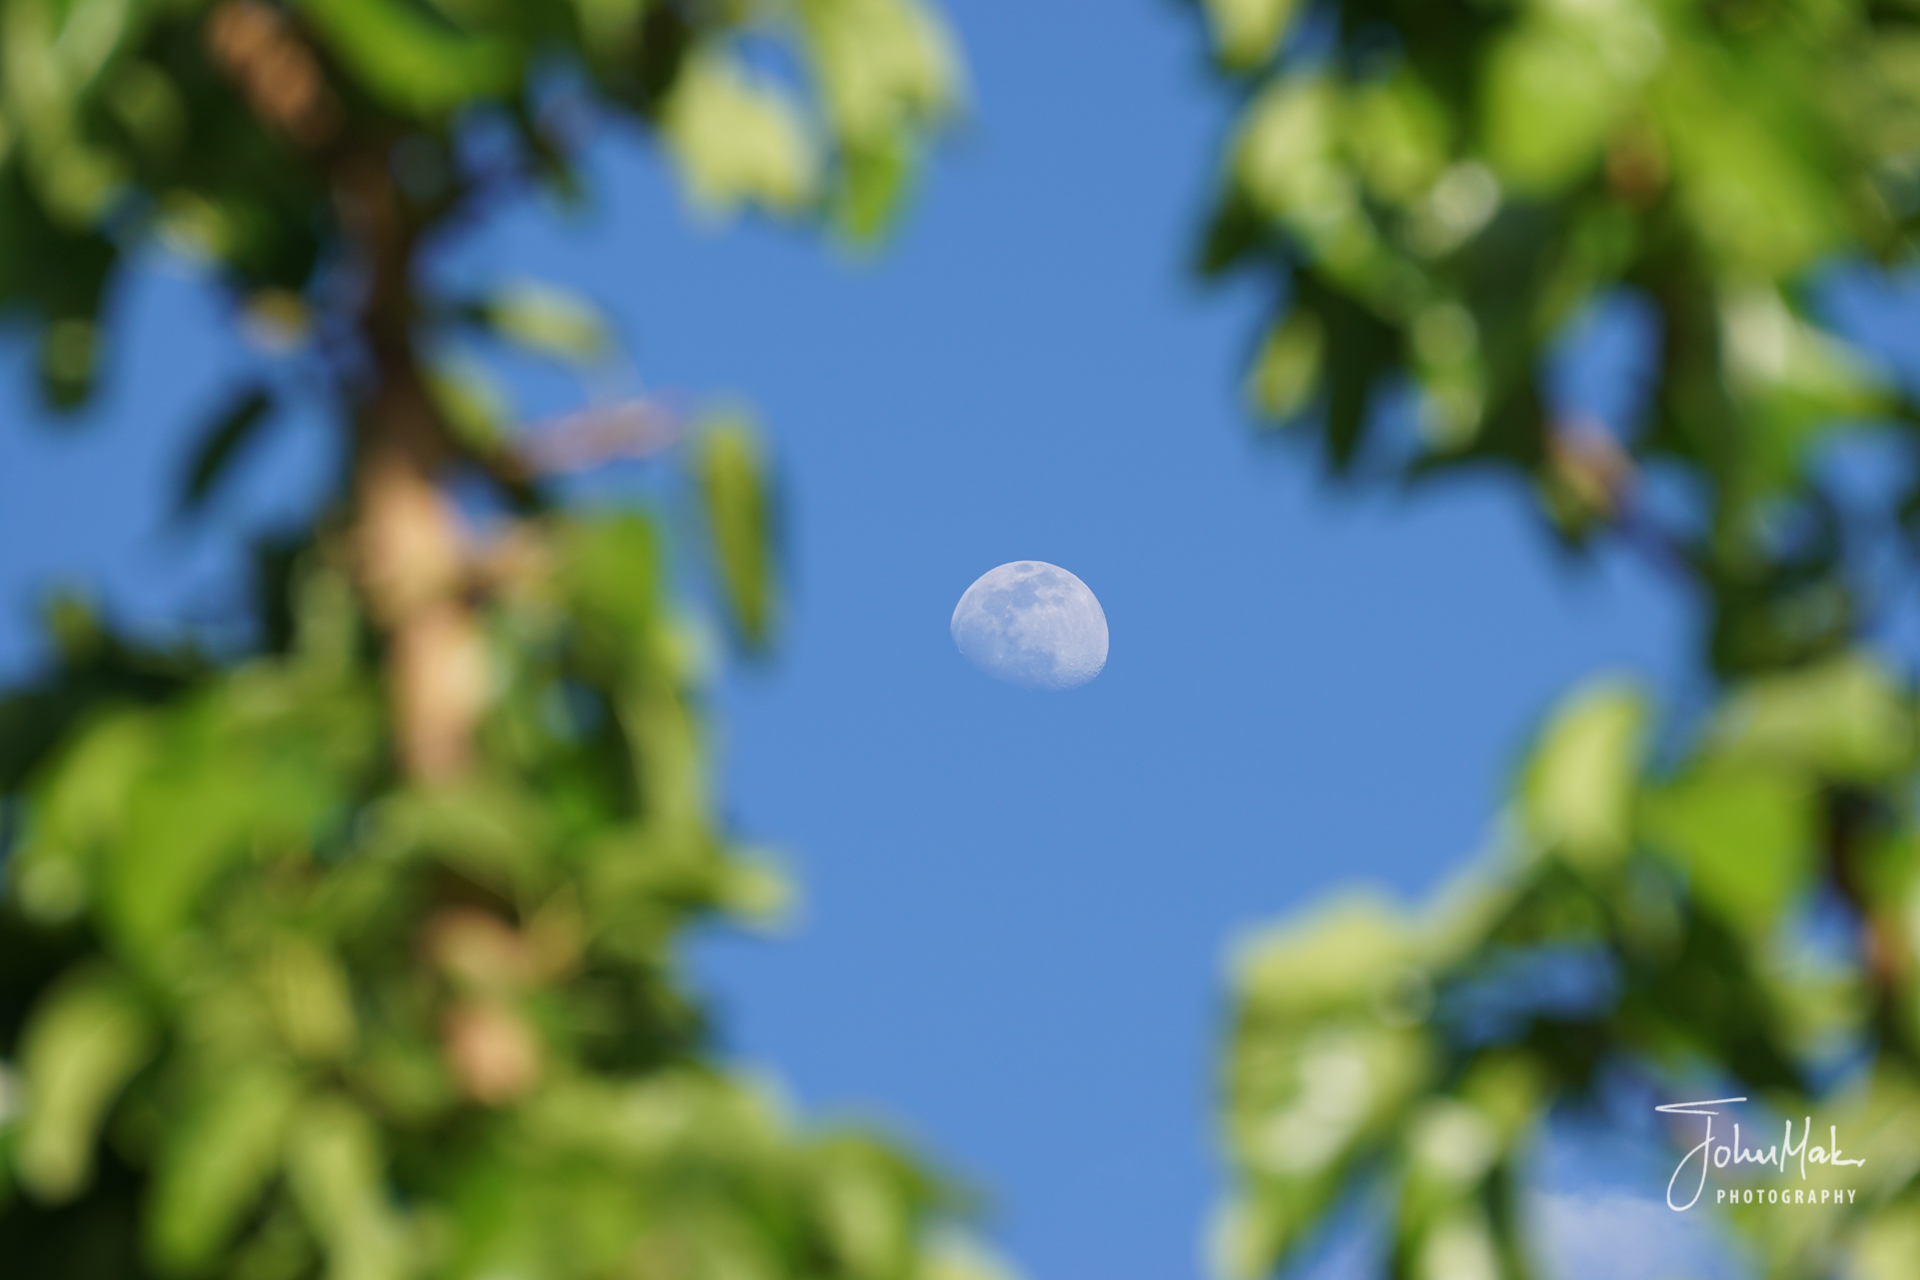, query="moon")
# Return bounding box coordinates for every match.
[950,561,1108,691]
